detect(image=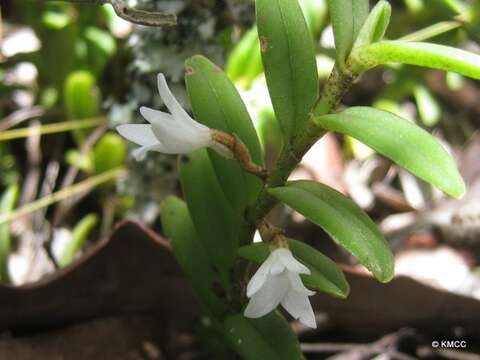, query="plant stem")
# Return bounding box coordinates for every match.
[398,21,462,42]
[0,117,107,141]
[54,0,177,27]
[0,168,126,225]
[247,66,356,225]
